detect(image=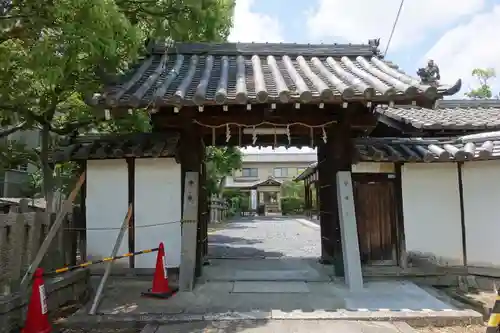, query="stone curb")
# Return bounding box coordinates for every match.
[55,308,483,329]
